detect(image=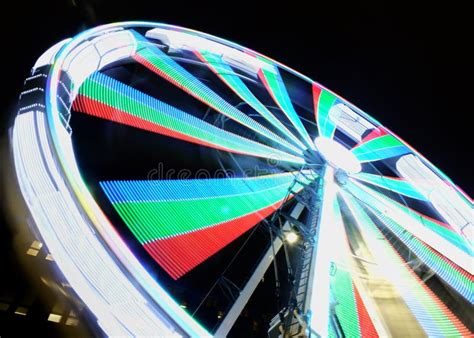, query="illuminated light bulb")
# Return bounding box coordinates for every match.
[285,231,299,244]
[314,137,361,174]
